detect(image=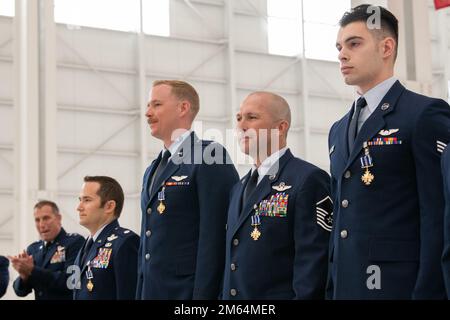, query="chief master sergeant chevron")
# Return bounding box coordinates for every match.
[328,4,450,299]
